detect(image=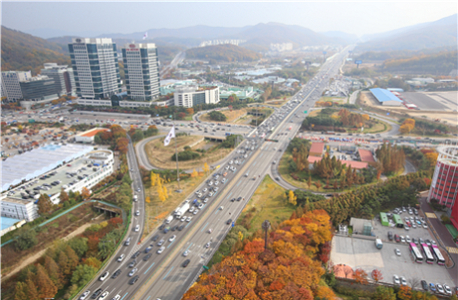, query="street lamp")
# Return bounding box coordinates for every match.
[262,220,271,251]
